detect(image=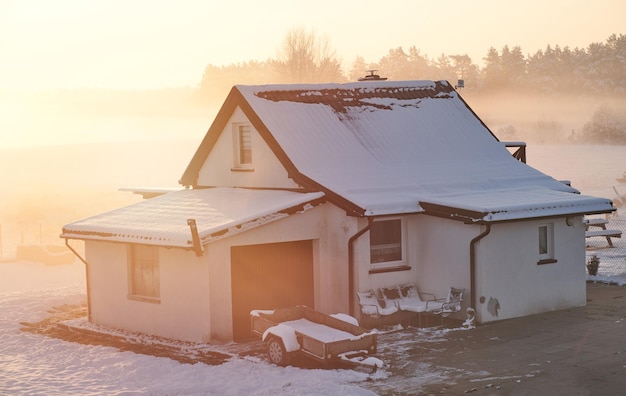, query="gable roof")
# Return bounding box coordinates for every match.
[61,188,324,248]
[181,80,614,221]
